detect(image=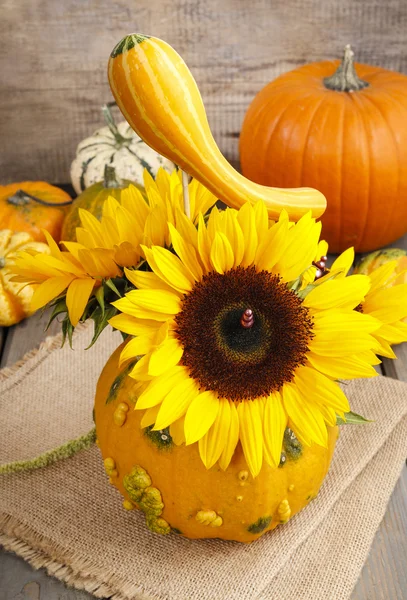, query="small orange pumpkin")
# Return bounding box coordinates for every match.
[0,182,72,243]
[240,46,407,253]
